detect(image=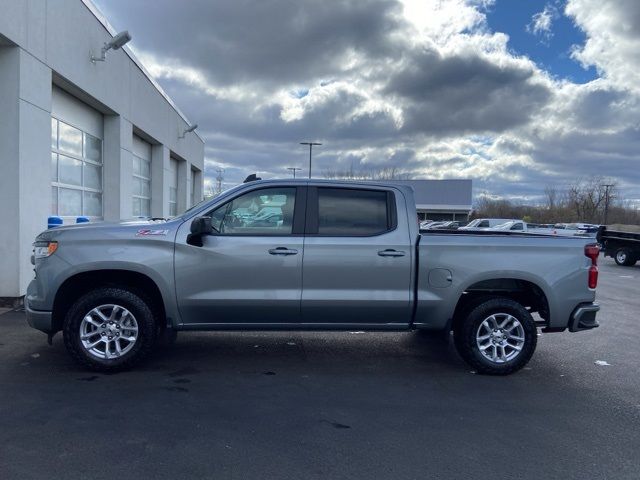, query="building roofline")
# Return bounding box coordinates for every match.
[416,204,472,211]
[81,0,203,143]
